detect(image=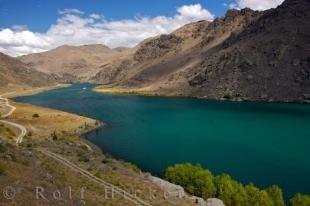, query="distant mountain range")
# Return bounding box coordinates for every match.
[19,44,127,82]
[2,0,310,102]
